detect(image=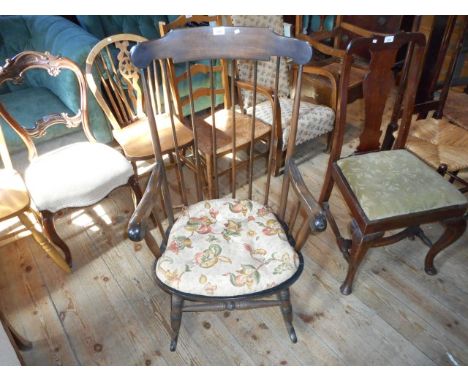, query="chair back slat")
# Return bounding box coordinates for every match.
[264,57,281,207]
[229,61,237,199]
[329,32,426,163]
[247,61,258,200]
[208,59,220,198]
[186,61,204,201]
